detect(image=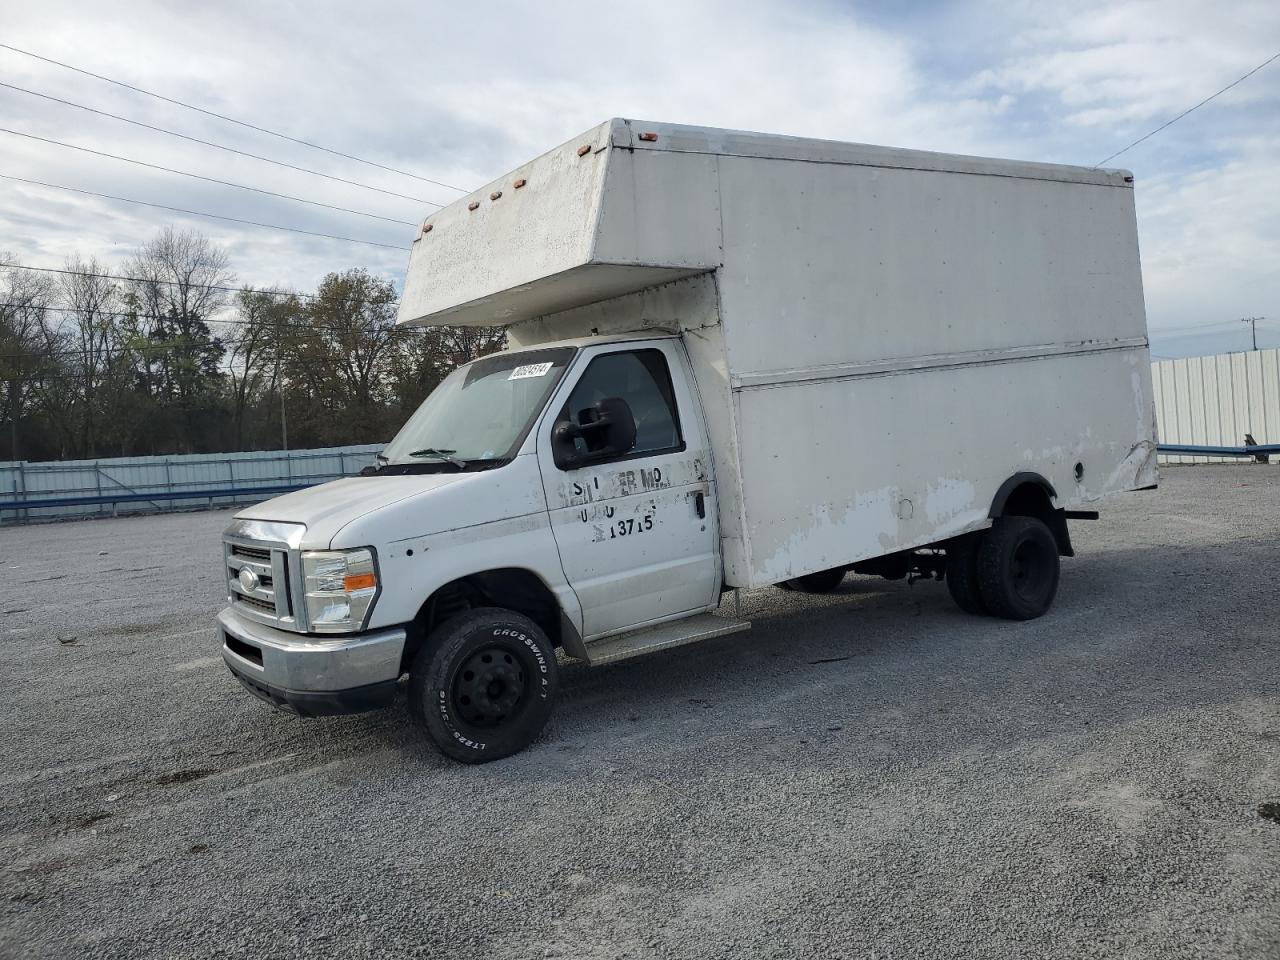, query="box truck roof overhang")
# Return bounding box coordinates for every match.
[395,118,1134,330]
